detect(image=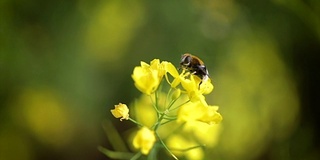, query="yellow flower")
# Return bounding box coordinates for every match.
[163,61,181,88]
[132,59,165,95]
[133,127,156,155]
[198,77,214,95]
[181,75,214,102]
[180,75,205,103]
[164,63,214,103]
[177,101,222,125]
[183,121,222,147]
[110,103,129,121]
[197,105,222,125]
